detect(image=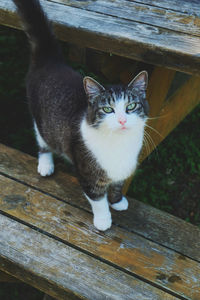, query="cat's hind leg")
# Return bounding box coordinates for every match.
[111,196,128,211]
[108,182,129,211]
[34,122,54,176]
